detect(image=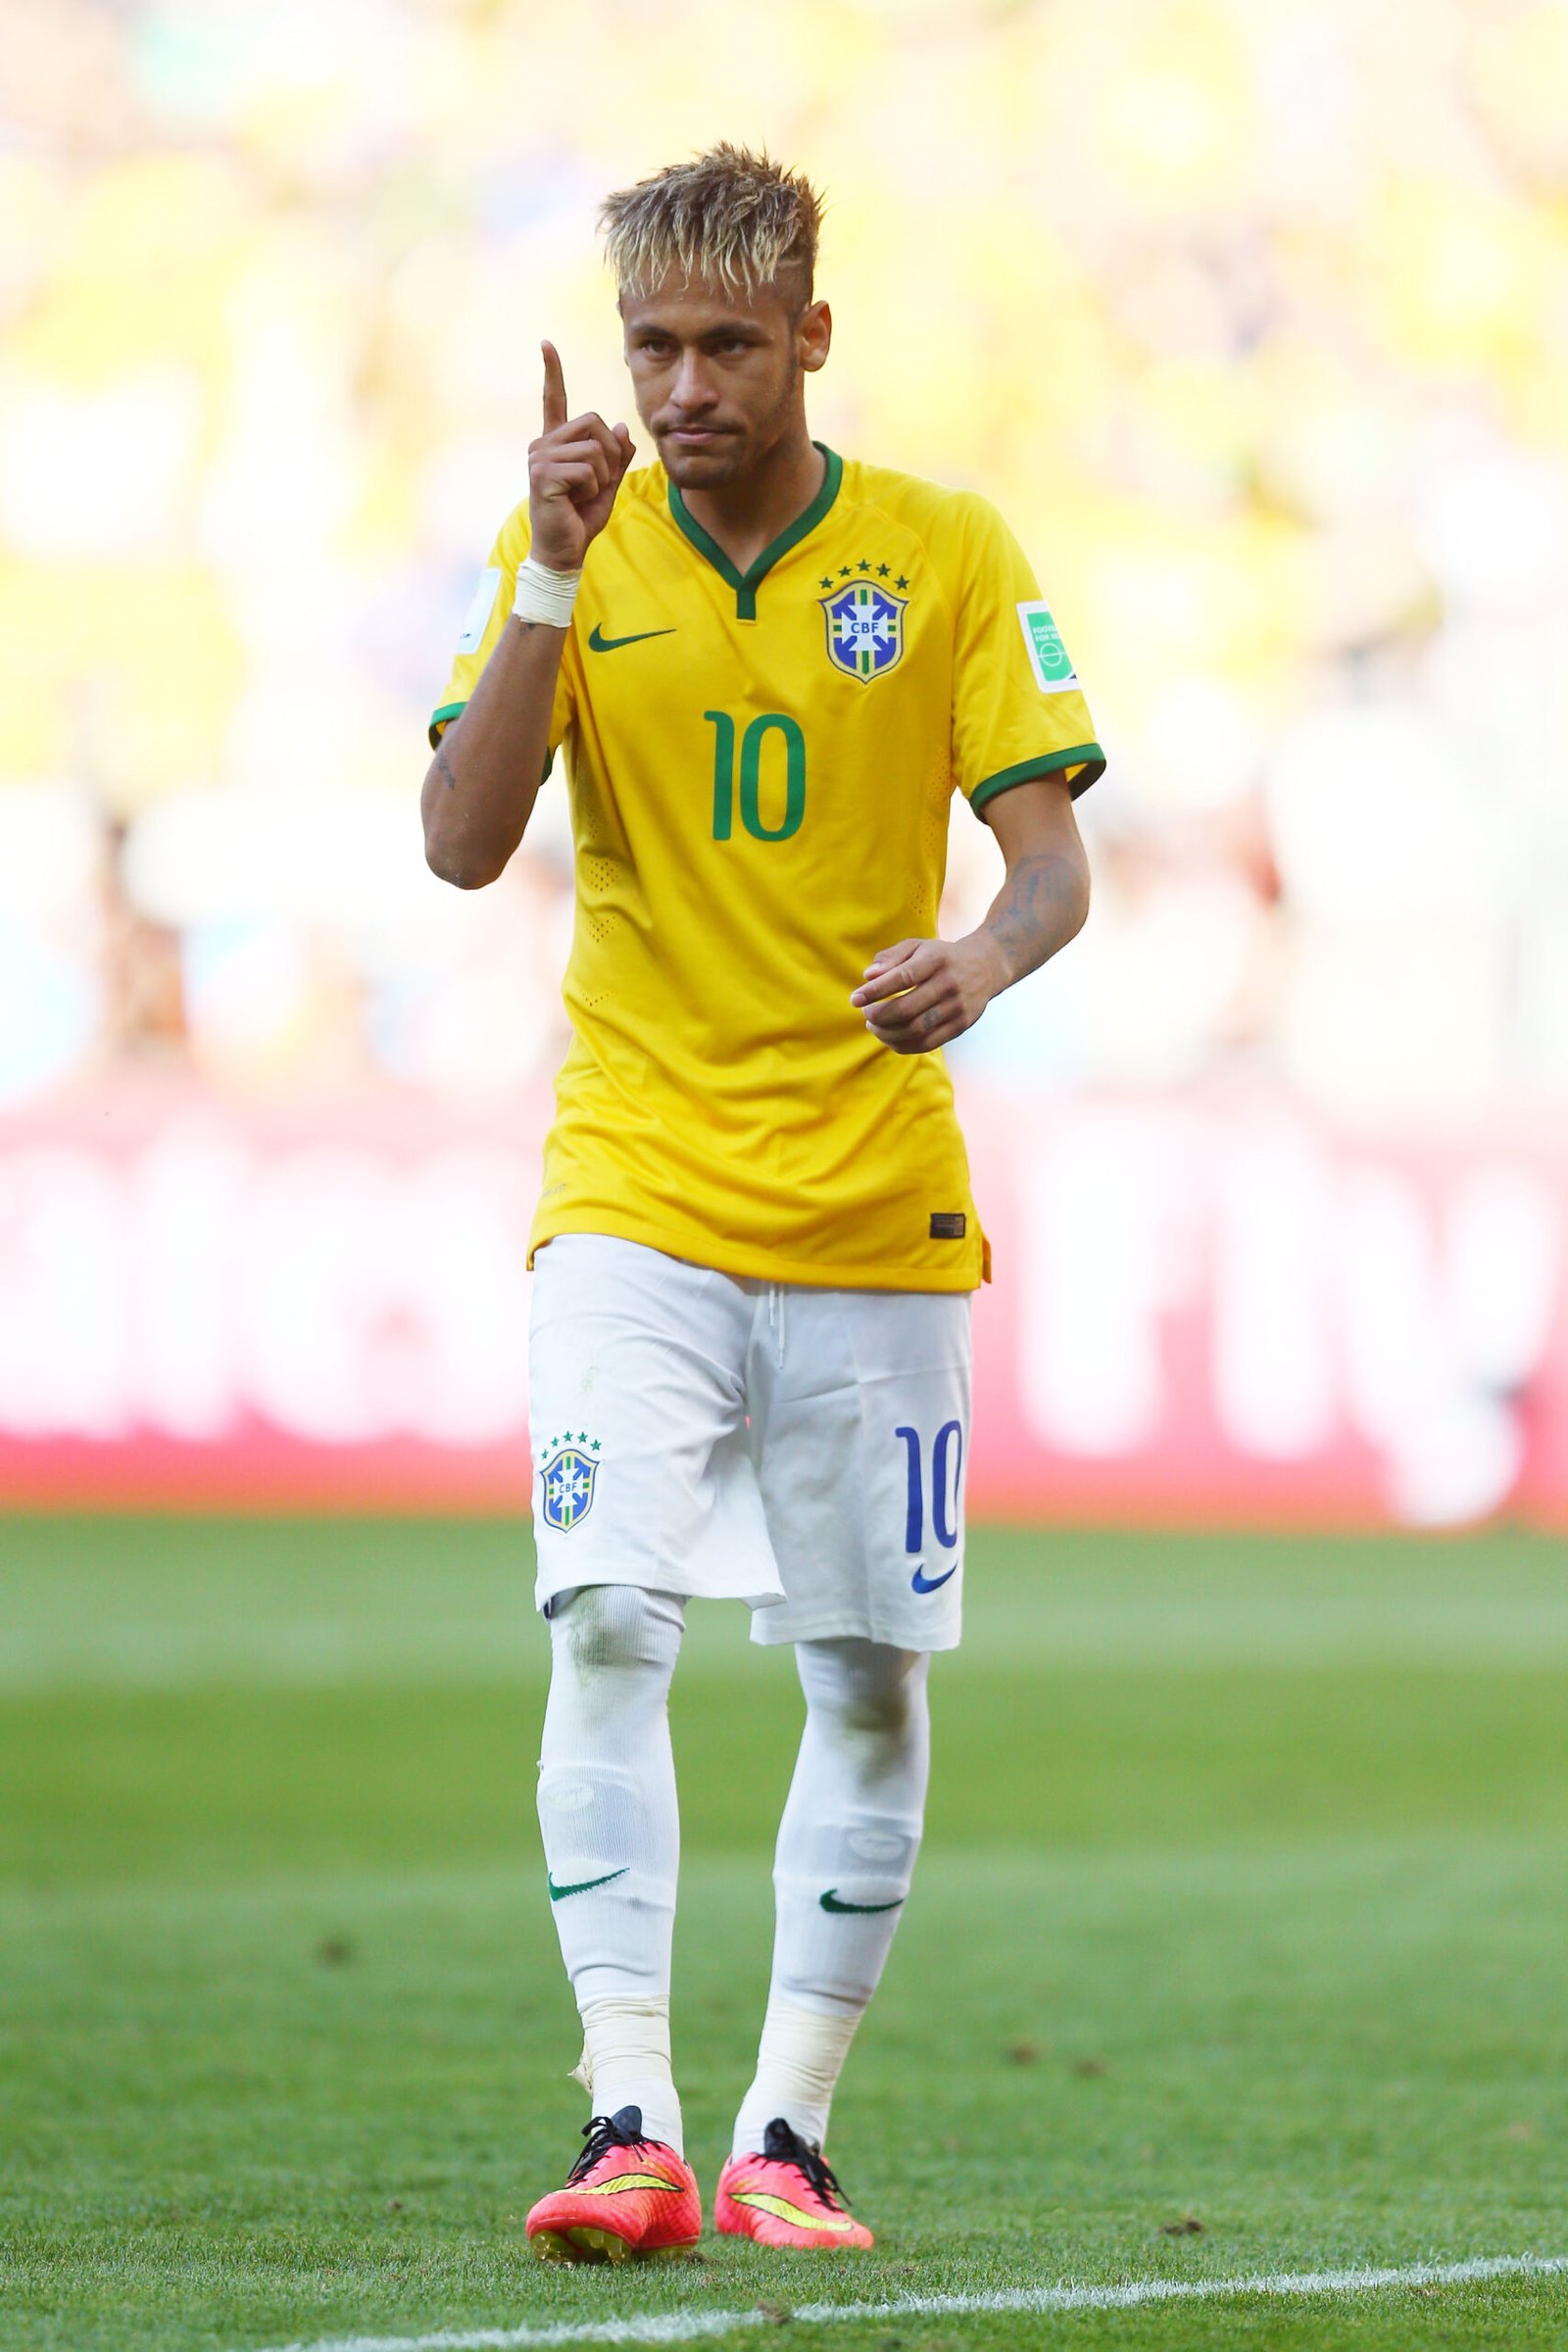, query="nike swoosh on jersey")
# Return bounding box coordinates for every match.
[910,1561,958,1592]
[819,1888,904,1915]
[547,1866,628,1902]
[587,623,676,653]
